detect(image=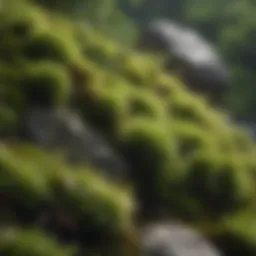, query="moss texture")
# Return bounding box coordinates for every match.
[0,1,255,255]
